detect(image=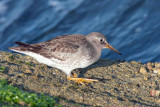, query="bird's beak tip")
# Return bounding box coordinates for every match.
[106,44,121,55]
